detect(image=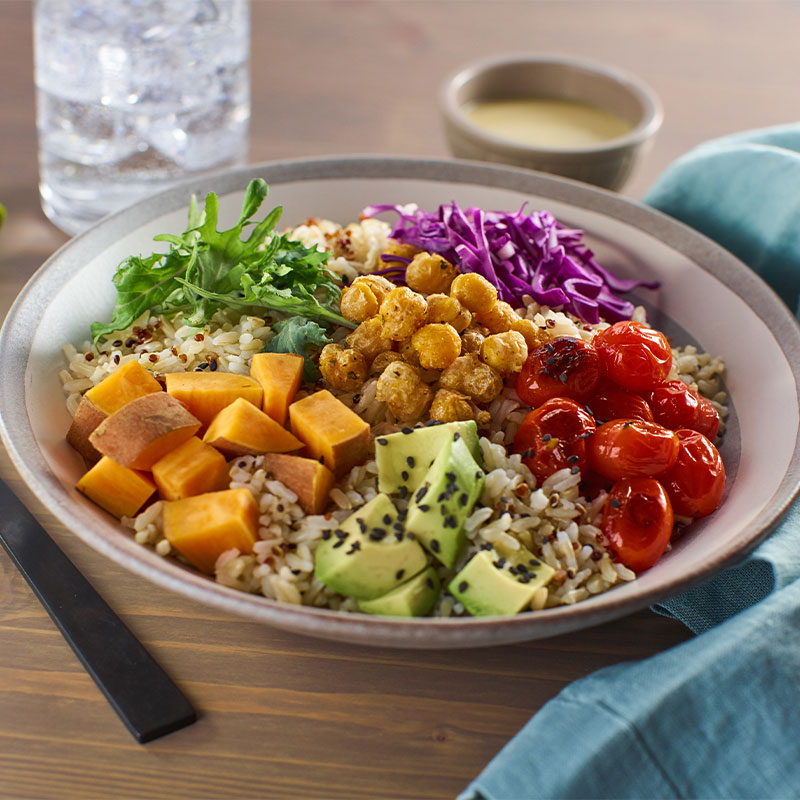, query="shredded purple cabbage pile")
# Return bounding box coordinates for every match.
[362,202,659,324]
